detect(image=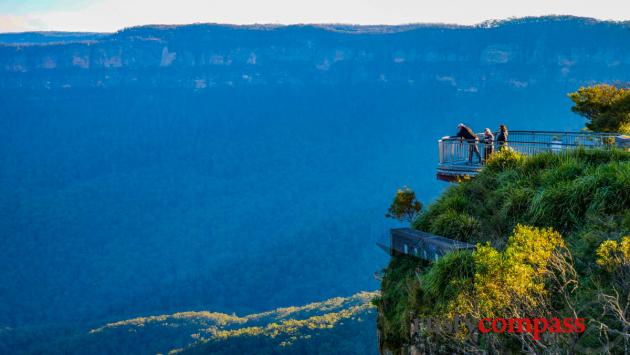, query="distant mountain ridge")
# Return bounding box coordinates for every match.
[1,16,626,41]
[0,16,628,90]
[0,32,108,45]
